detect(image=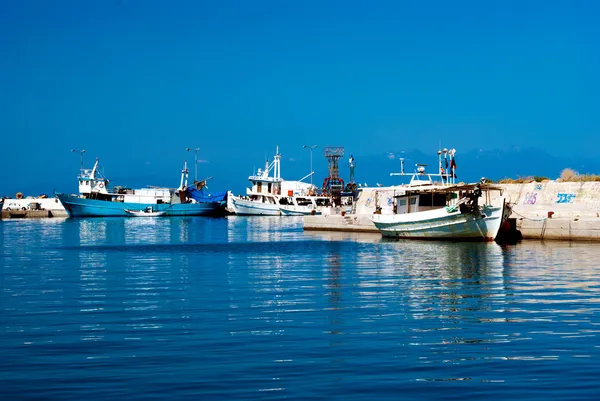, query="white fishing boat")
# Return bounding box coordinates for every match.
[230,147,333,216]
[280,207,322,216]
[124,207,166,217]
[371,149,510,241]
